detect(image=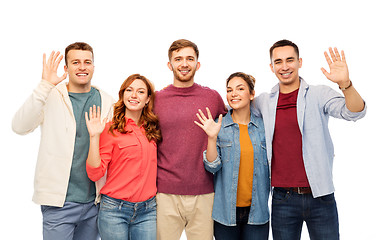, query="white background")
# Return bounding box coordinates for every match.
[1,0,375,239]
